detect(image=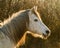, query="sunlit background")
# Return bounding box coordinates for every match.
[0,0,60,48]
